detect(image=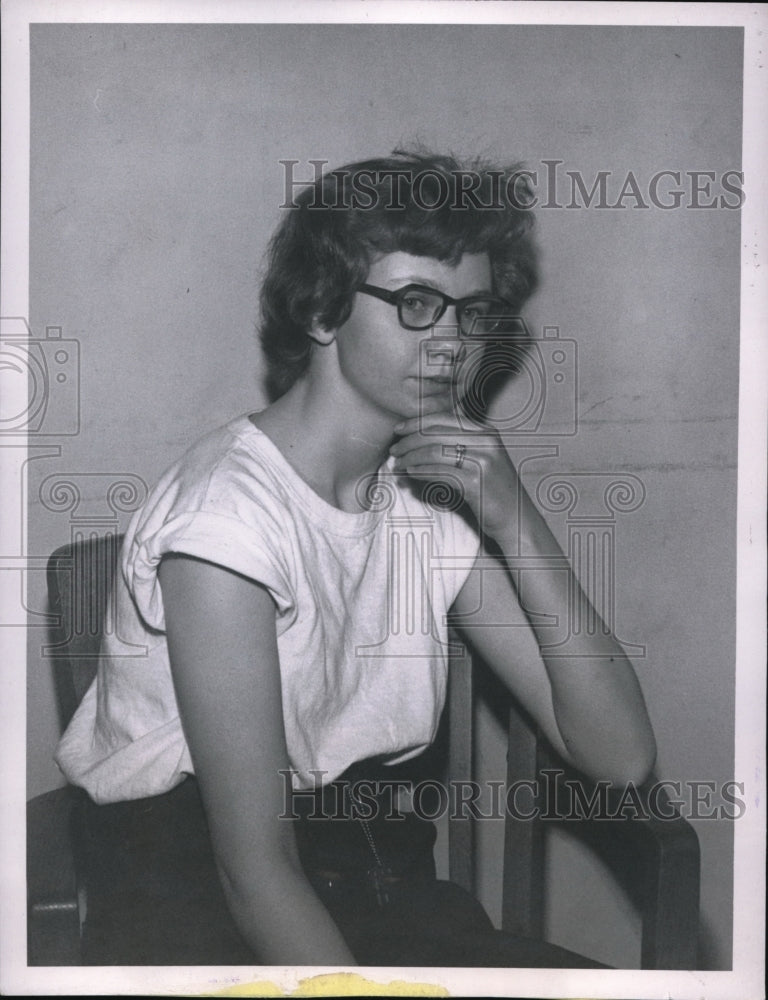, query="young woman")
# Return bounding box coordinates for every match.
[56,150,656,967]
